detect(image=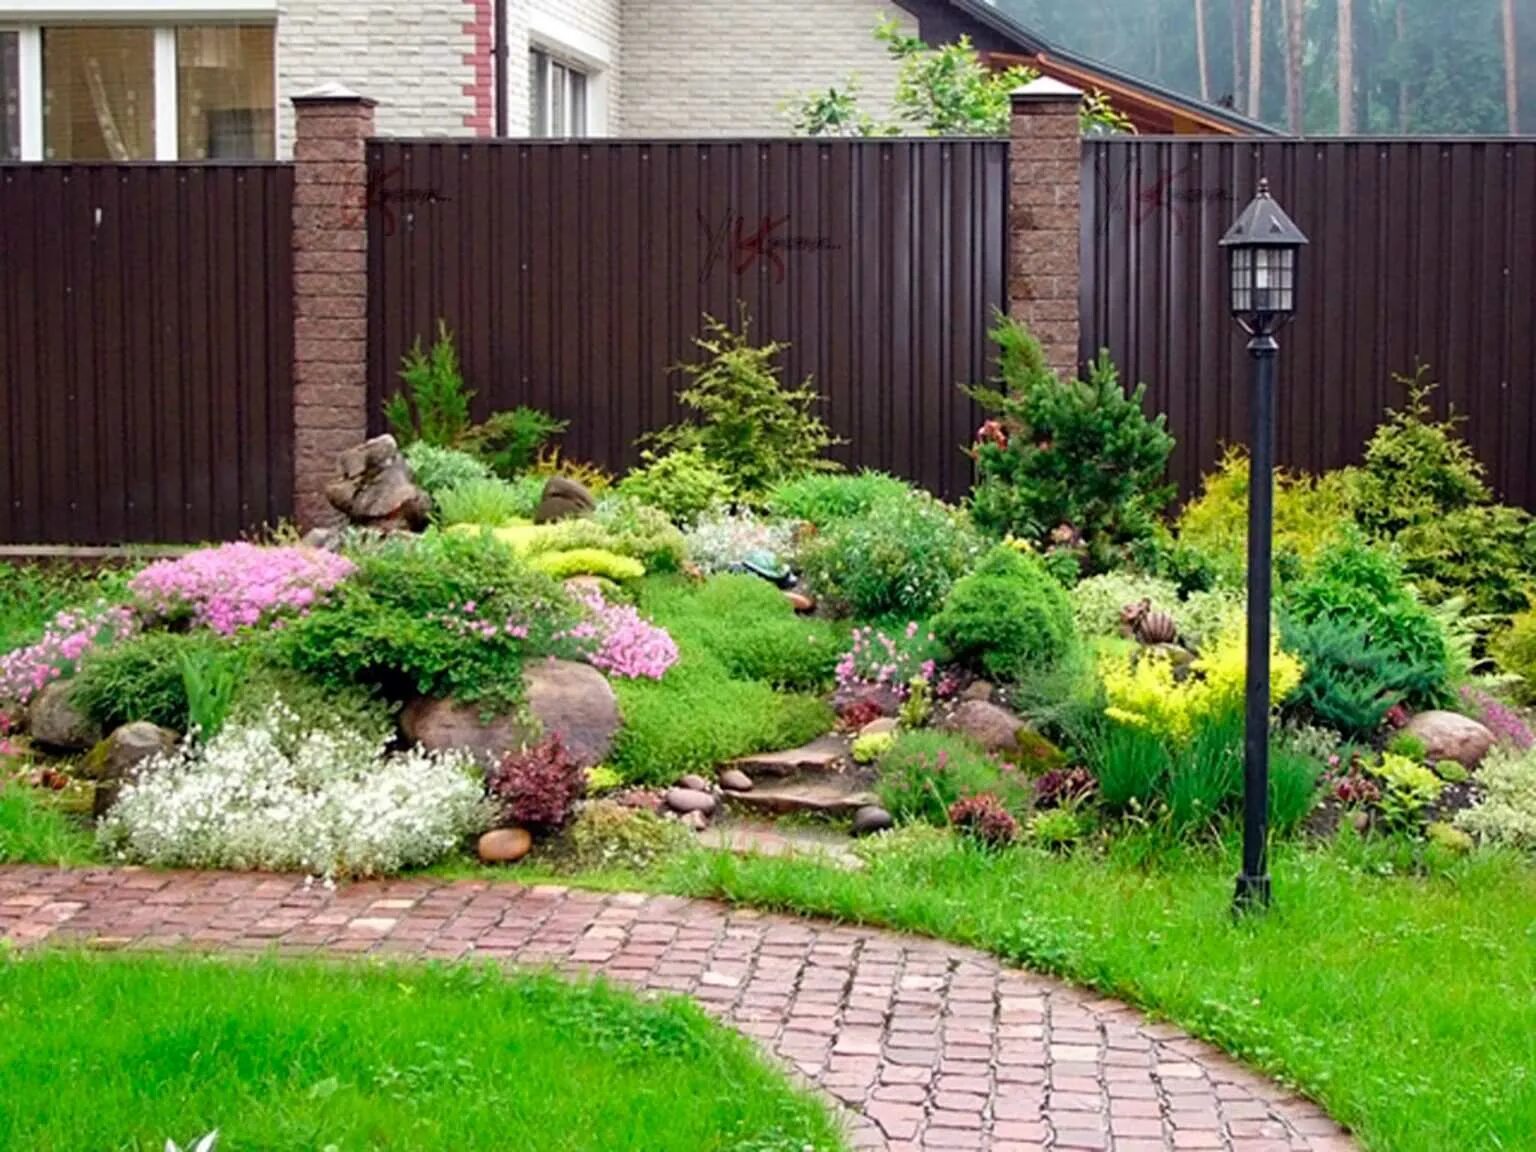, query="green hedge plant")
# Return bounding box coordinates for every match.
[932,546,1076,682]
